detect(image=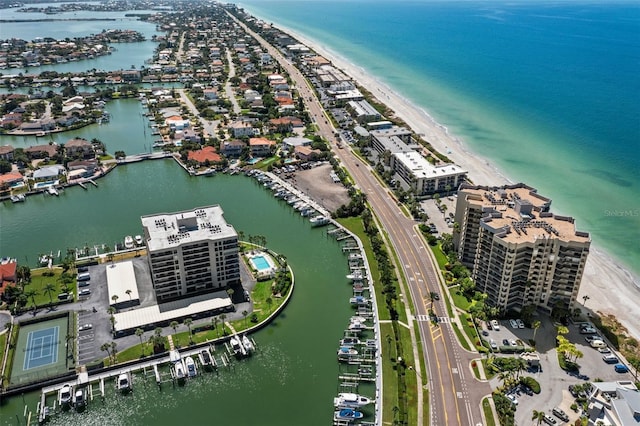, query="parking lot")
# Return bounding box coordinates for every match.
[484,316,634,425]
